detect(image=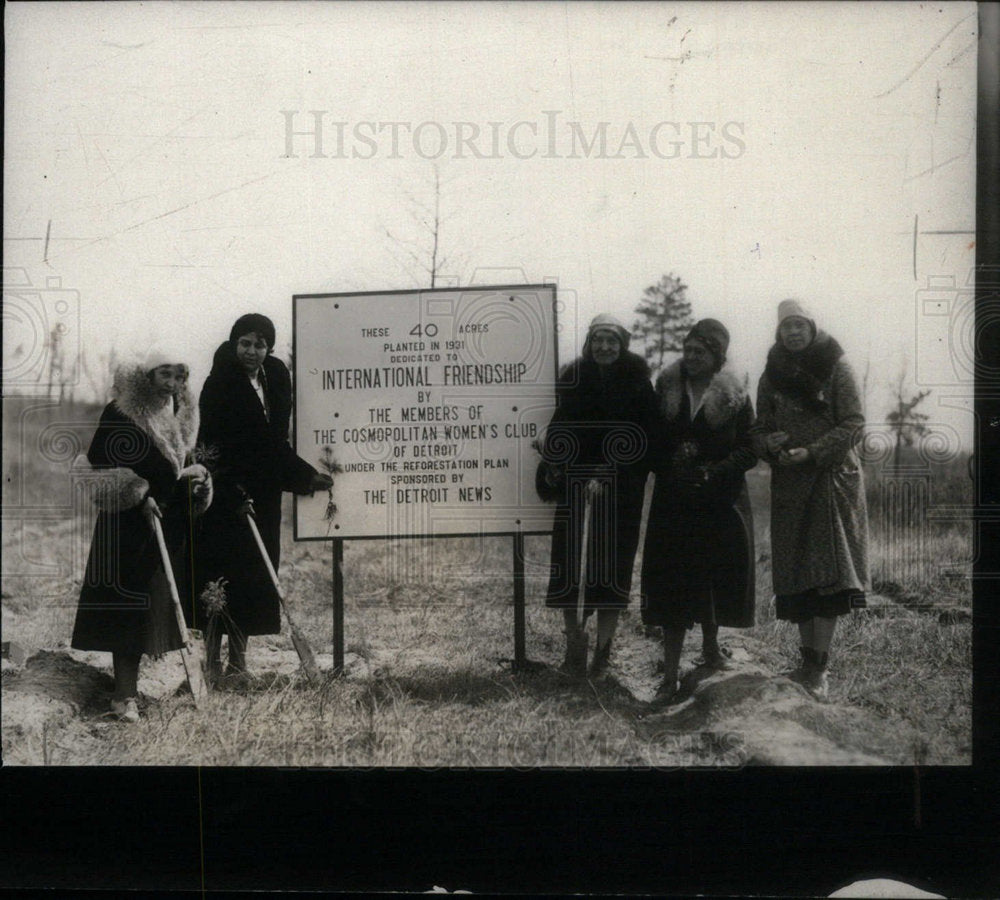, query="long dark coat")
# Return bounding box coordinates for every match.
[543,350,656,611]
[71,367,211,656]
[641,362,757,628]
[192,343,317,636]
